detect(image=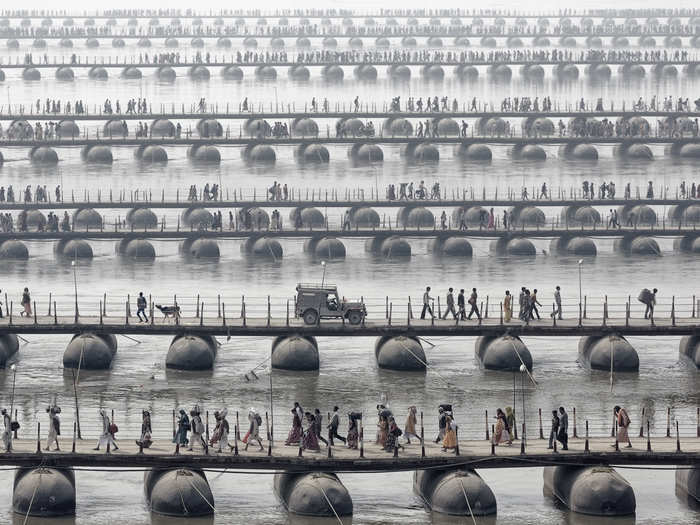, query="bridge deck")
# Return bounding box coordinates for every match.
[2,31,697,39]
[2,436,698,470]
[2,60,700,68]
[0,110,698,121]
[0,197,692,211]
[0,137,697,147]
[0,314,697,336]
[0,225,697,241]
